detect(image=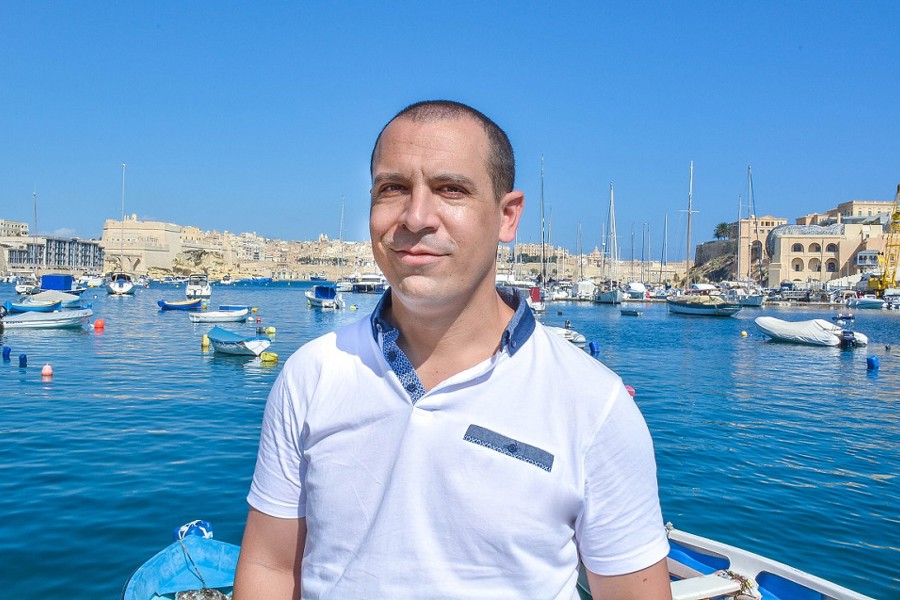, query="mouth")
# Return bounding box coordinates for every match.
[394,249,445,267]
